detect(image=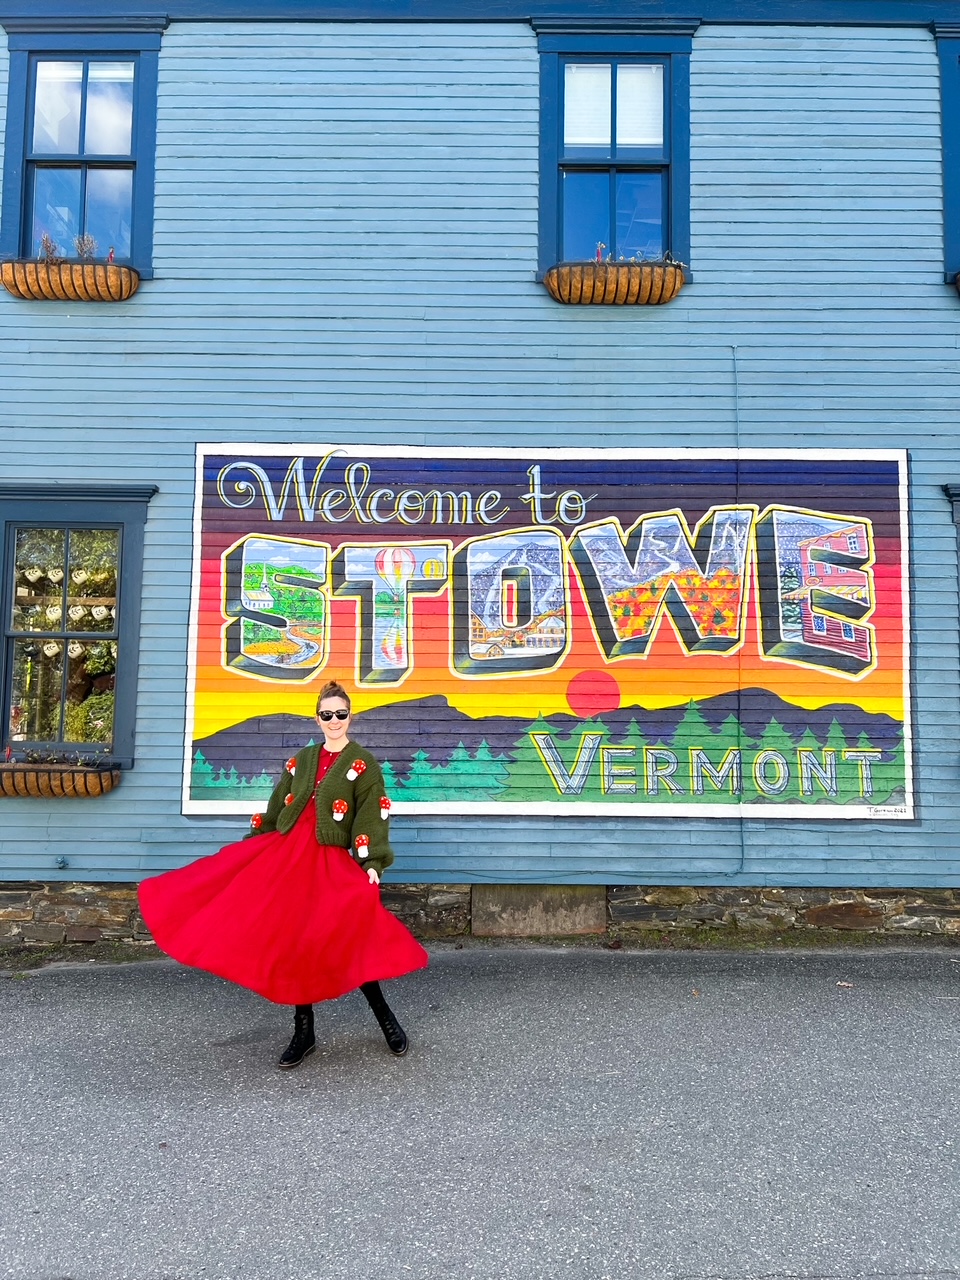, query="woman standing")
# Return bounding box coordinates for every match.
[139,681,427,1068]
